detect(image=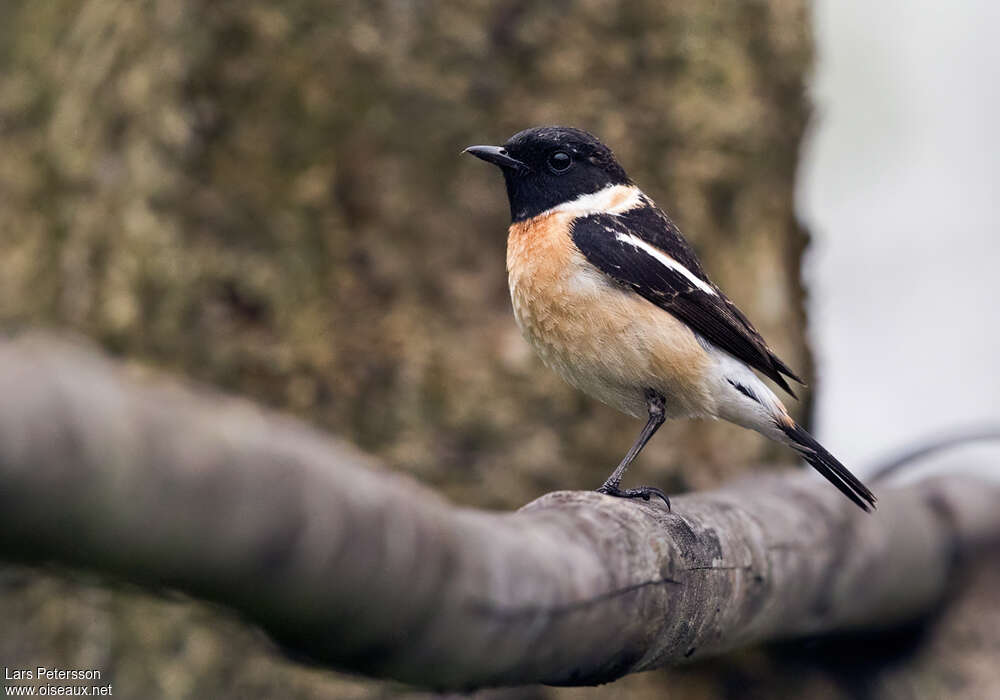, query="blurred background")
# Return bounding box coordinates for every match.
[0,0,996,698]
[803,0,1000,479]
